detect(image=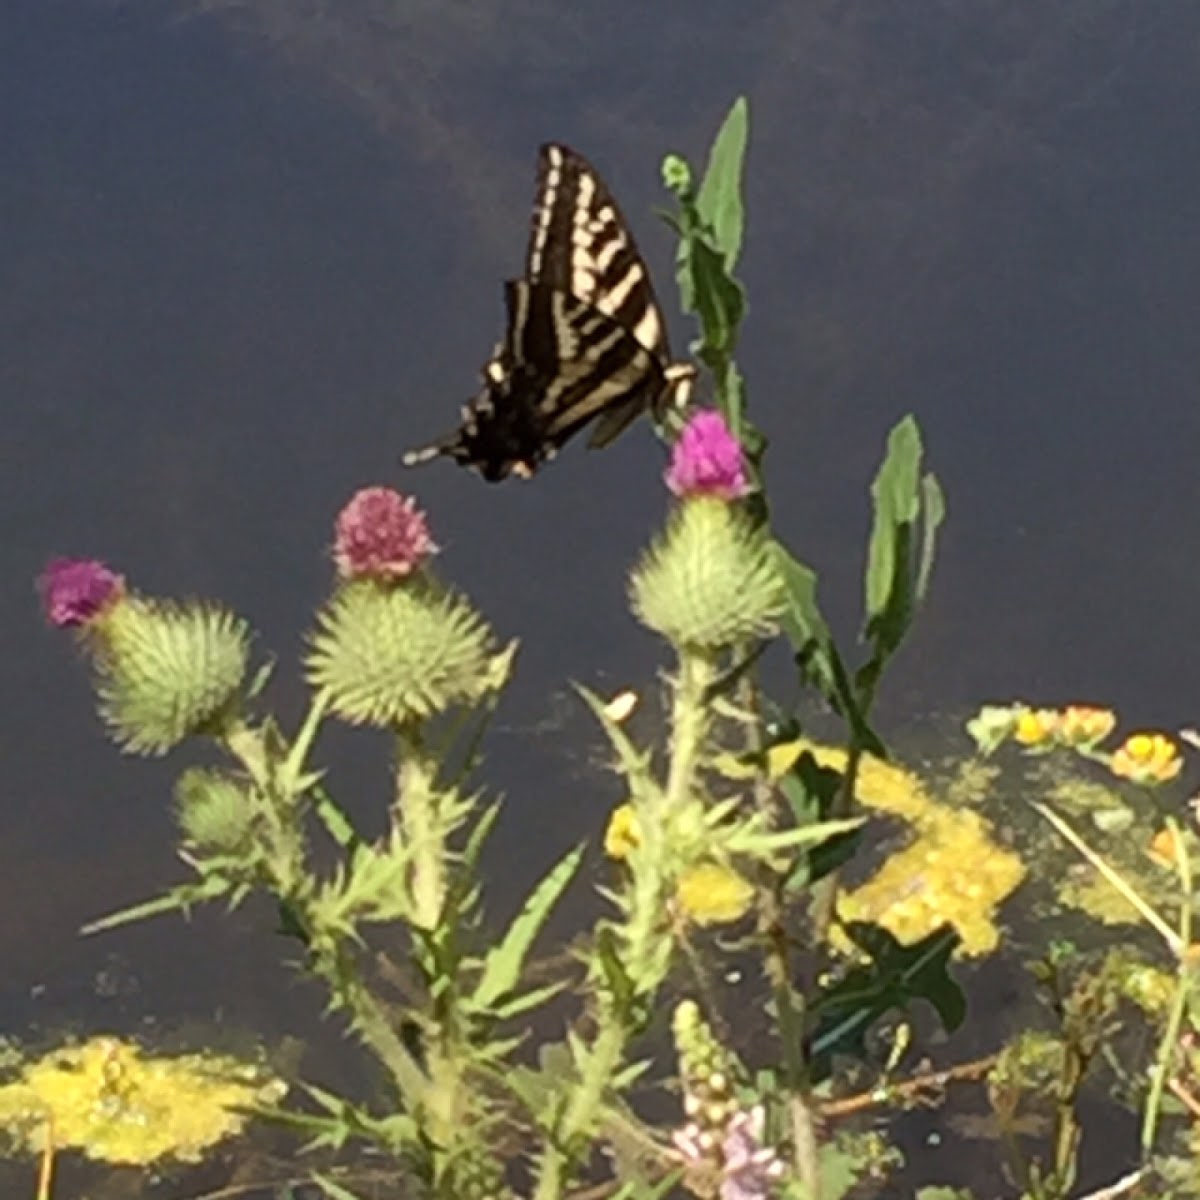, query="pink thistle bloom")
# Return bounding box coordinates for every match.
[333,487,436,581]
[665,409,750,500]
[38,558,124,628]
